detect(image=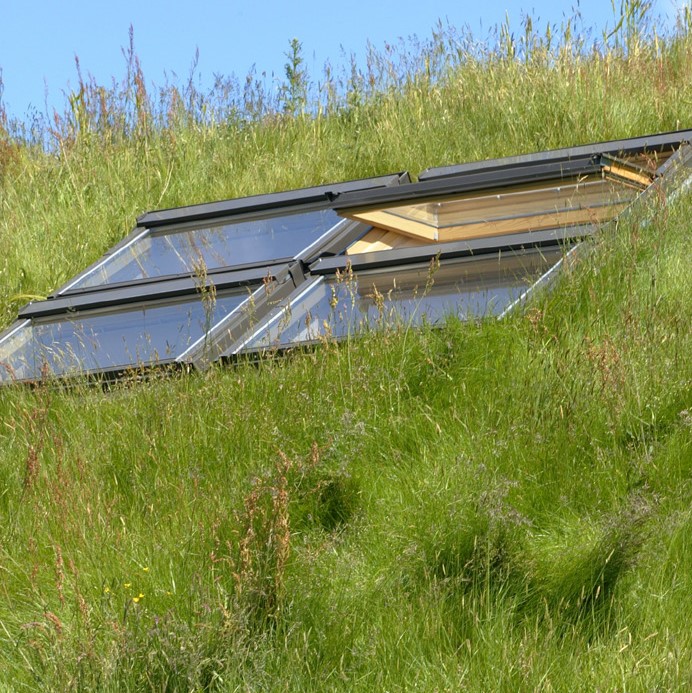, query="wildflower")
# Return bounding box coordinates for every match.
[124,583,131,589]
[132,593,144,603]
[103,586,111,594]
[142,566,150,573]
